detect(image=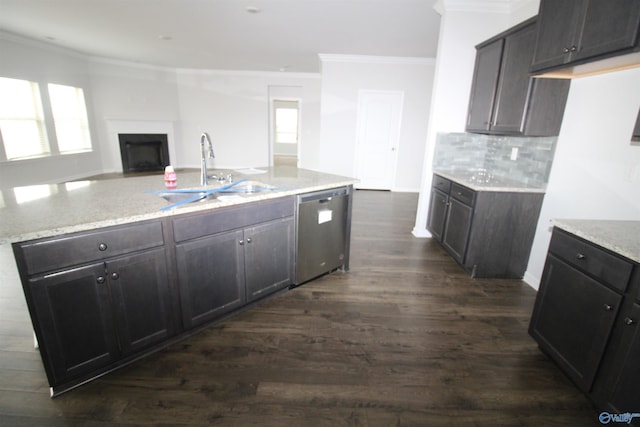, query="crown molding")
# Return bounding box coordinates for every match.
[433,0,529,15]
[318,54,436,66]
